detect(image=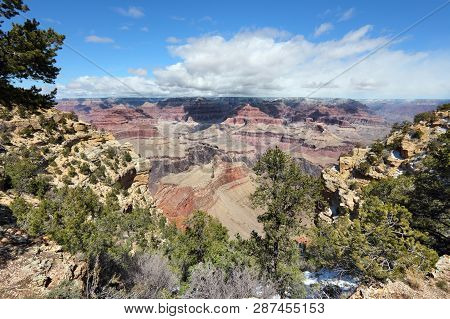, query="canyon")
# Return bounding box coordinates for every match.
[57,97,445,236]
